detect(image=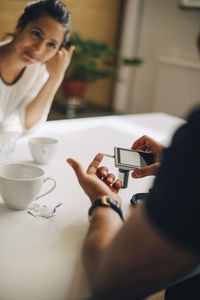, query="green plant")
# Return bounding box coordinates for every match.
[64,32,142,82]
